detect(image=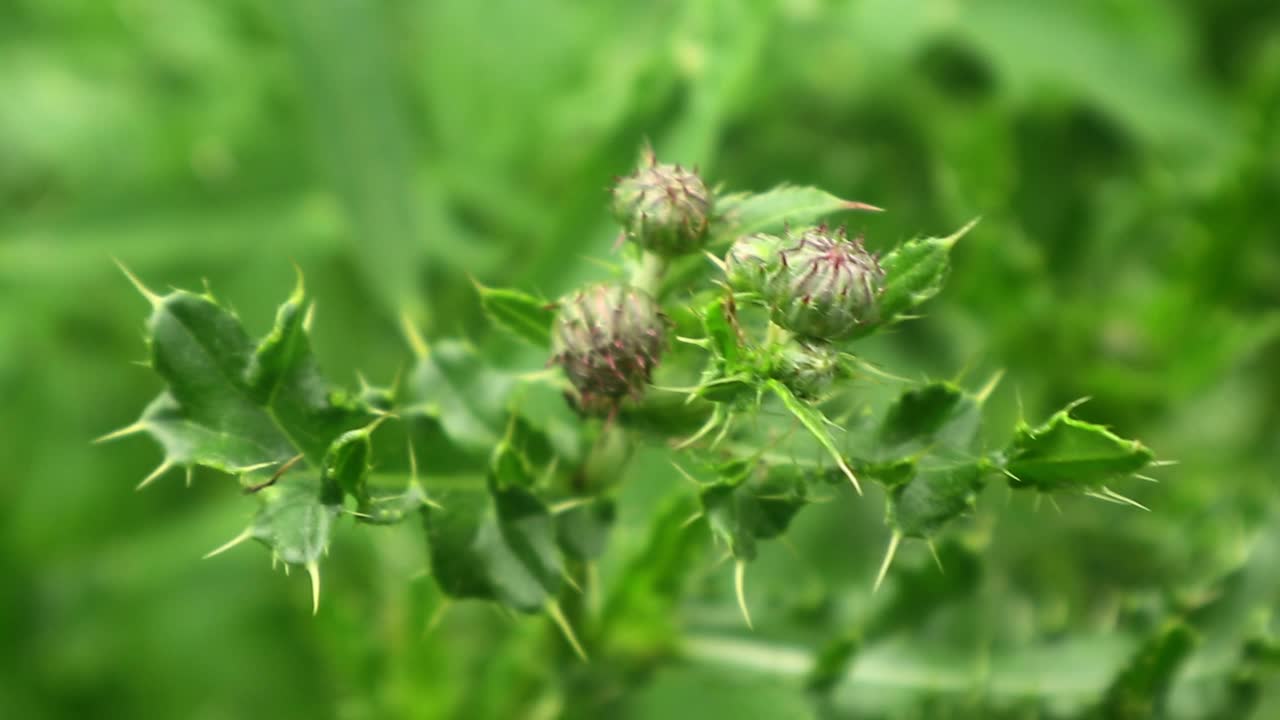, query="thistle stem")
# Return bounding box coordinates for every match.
[632,251,668,295]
